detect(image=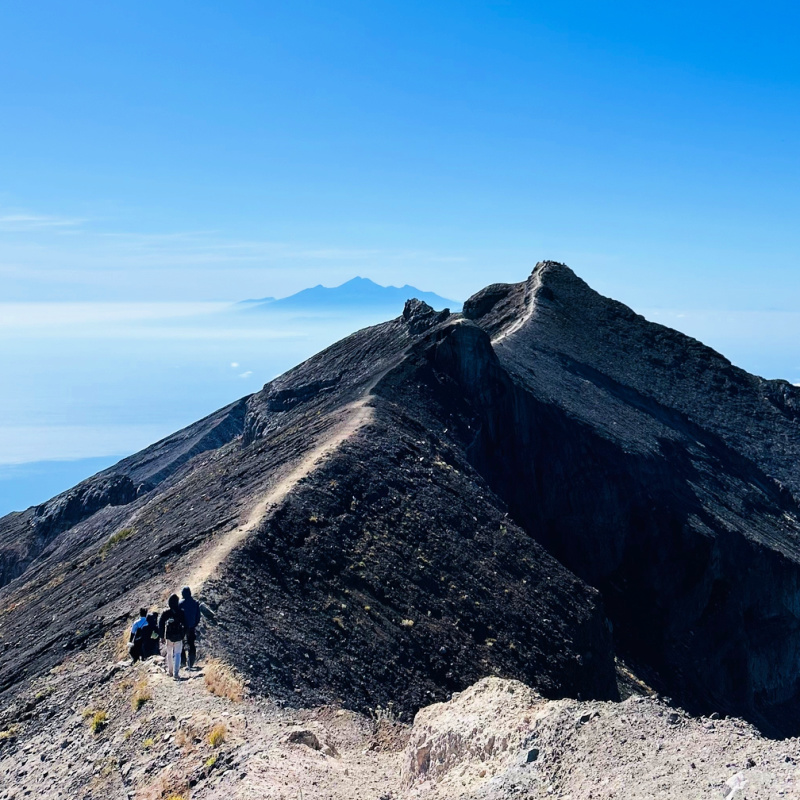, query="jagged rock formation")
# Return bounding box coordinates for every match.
[1,261,800,739]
